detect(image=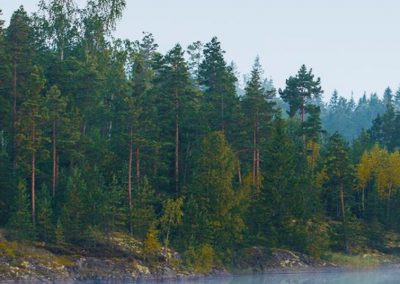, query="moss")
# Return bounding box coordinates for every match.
[0,240,18,257]
[54,256,74,267]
